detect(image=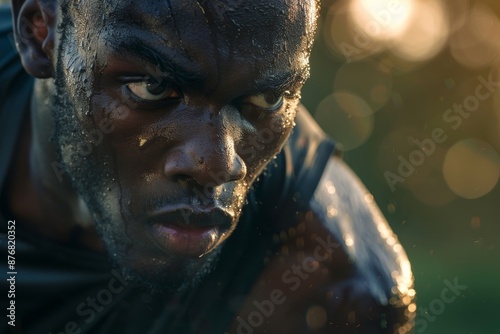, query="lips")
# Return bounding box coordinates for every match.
[145,205,233,258]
